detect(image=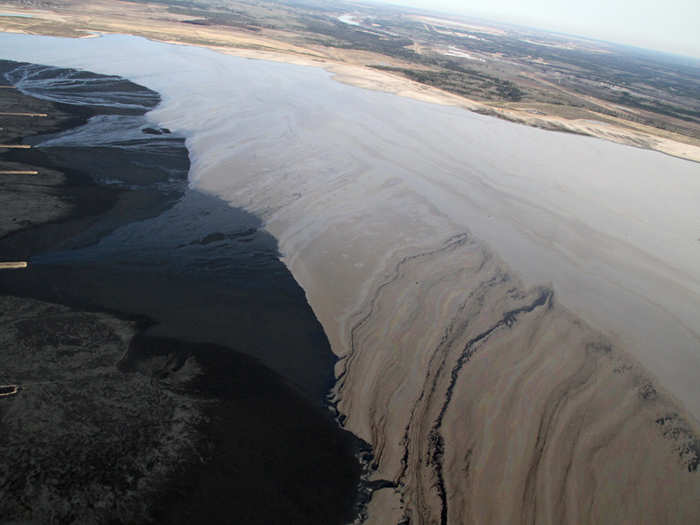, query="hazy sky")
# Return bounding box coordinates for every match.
[378,0,700,58]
